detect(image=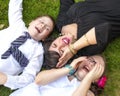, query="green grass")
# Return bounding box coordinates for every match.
[0,0,120,96]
